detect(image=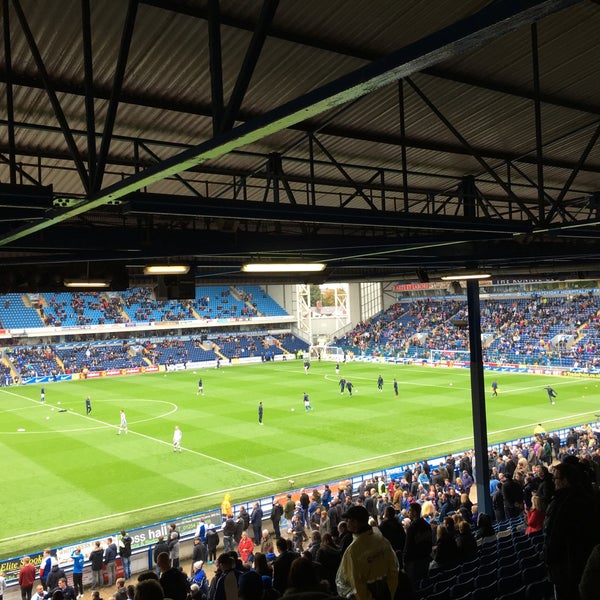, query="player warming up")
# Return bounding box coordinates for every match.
[377,374,384,392]
[197,378,204,395]
[339,377,346,395]
[335,362,340,375]
[491,381,498,397]
[85,396,92,414]
[303,392,313,411]
[346,380,354,397]
[40,387,45,403]
[304,360,310,374]
[118,409,128,434]
[544,386,557,405]
[393,378,399,398]
[173,425,182,452]
[258,401,264,425]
